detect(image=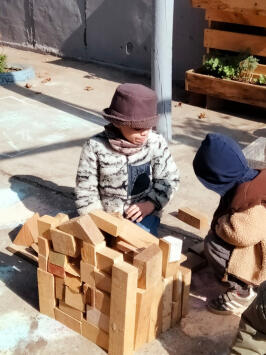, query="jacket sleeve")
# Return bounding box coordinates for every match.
[147,135,180,210]
[75,140,103,215]
[215,205,266,247]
